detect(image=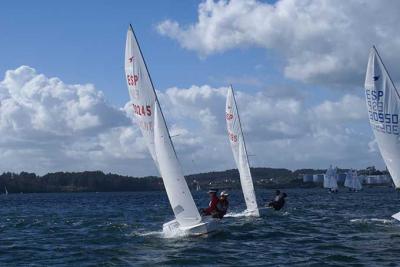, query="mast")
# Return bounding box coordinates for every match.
[227,85,259,215]
[125,25,201,226]
[372,46,400,99]
[129,25,180,161]
[230,85,251,168]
